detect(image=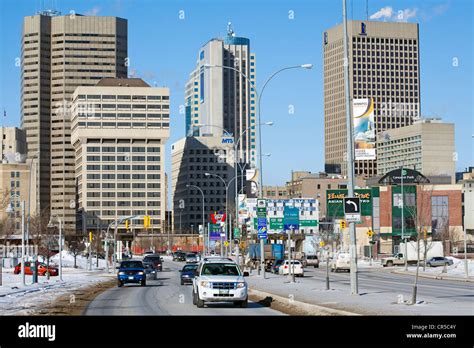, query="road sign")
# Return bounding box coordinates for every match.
[344,197,361,222]
[283,206,299,230]
[367,229,374,237]
[344,197,360,214]
[257,199,267,217]
[319,241,325,247]
[233,227,240,238]
[224,241,229,247]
